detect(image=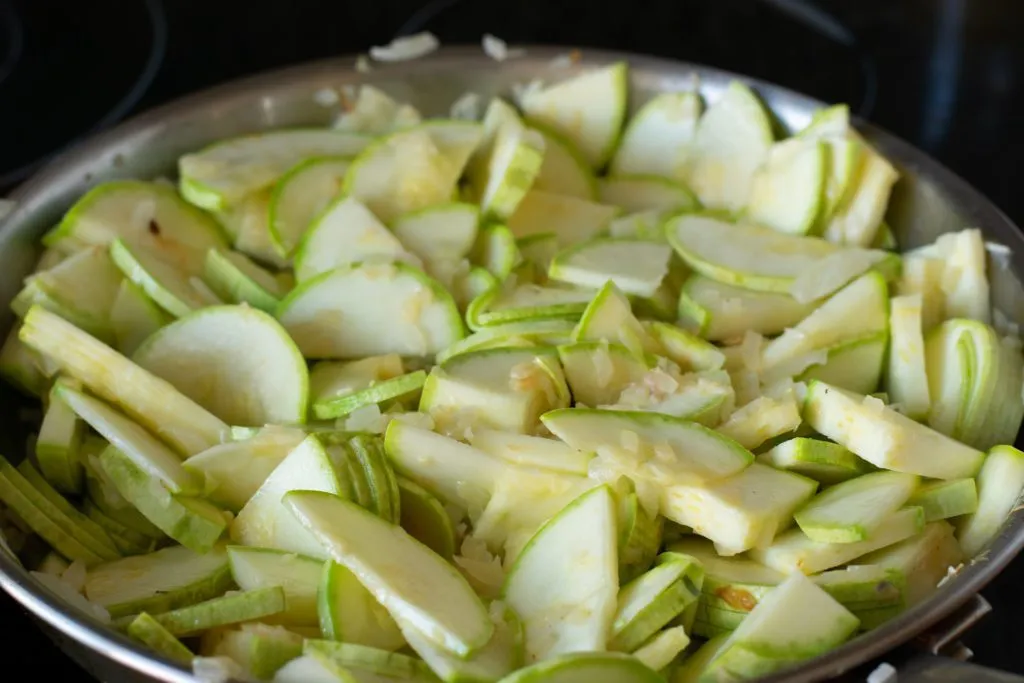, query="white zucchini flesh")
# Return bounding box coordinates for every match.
[548,238,672,298]
[557,342,651,408]
[285,489,493,657]
[399,603,523,683]
[632,626,690,672]
[572,281,656,357]
[384,421,505,519]
[760,271,888,381]
[750,506,925,574]
[84,543,231,617]
[342,128,466,224]
[272,655,343,683]
[757,437,871,485]
[706,573,859,680]
[268,156,352,257]
[929,228,991,324]
[804,381,986,480]
[715,386,802,451]
[661,463,817,555]
[293,196,418,283]
[133,305,308,427]
[507,190,618,247]
[644,321,725,372]
[109,239,219,318]
[179,129,370,211]
[391,202,480,266]
[665,213,838,293]
[886,294,931,420]
[597,176,697,214]
[860,521,965,606]
[470,284,595,328]
[958,445,1024,556]
[309,354,403,402]
[36,382,85,494]
[499,653,662,683]
[55,383,199,495]
[228,546,320,627]
[607,209,669,240]
[109,279,169,357]
[503,485,618,663]
[907,478,978,522]
[230,435,345,559]
[277,262,464,359]
[745,137,827,235]
[684,81,773,211]
[609,560,698,652]
[798,332,887,396]
[610,91,702,180]
[44,180,228,265]
[24,246,124,341]
[520,62,629,169]
[216,189,291,269]
[210,623,304,680]
[794,471,919,544]
[476,121,546,221]
[531,123,598,200]
[898,254,946,331]
[472,223,521,281]
[436,319,576,365]
[677,274,820,342]
[823,145,899,247]
[469,429,593,477]
[202,248,283,314]
[541,408,754,485]
[318,560,406,651]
